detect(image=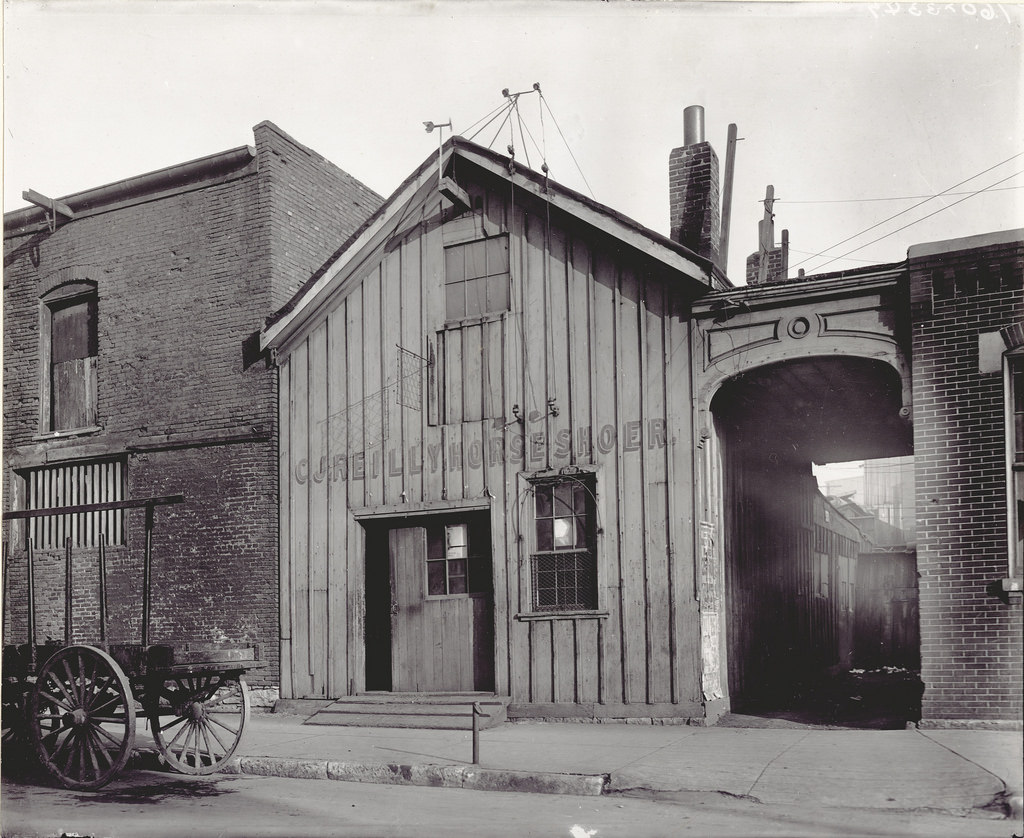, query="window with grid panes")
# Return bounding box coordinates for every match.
[443,236,510,321]
[530,478,597,611]
[426,523,471,596]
